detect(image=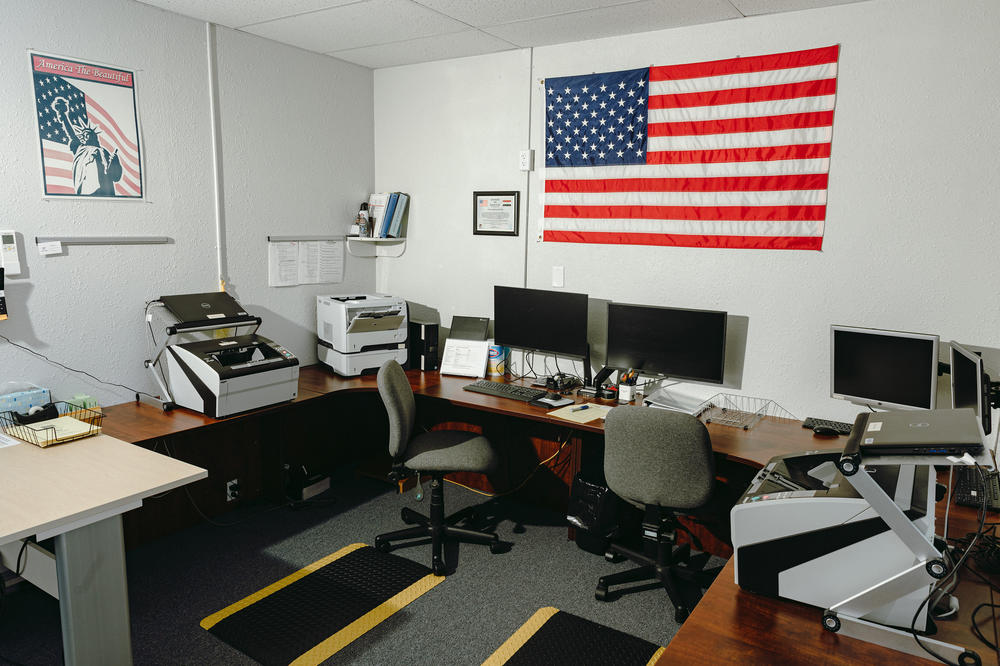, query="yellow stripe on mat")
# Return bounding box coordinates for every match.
[481,606,559,666]
[646,646,666,665]
[290,572,445,666]
[200,543,367,630]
